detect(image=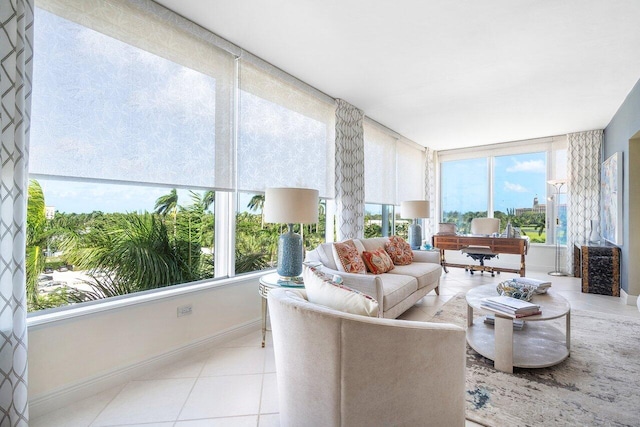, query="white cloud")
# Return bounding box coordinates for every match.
[504,181,528,193]
[506,160,545,173]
